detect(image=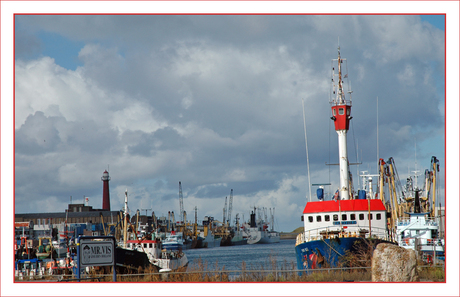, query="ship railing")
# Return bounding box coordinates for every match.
[397,217,439,226]
[401,237,444,247]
